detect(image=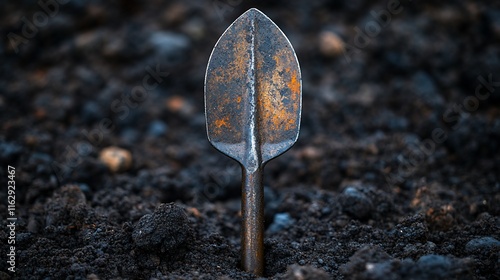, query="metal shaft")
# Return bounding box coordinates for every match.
[241,166,264,276]
[205,8,301,276]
